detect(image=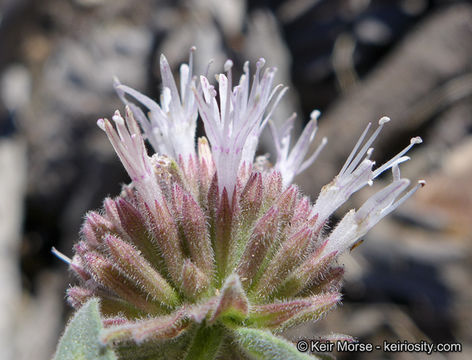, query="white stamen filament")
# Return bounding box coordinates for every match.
[52,247,72,265]
[373,137,423,178]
